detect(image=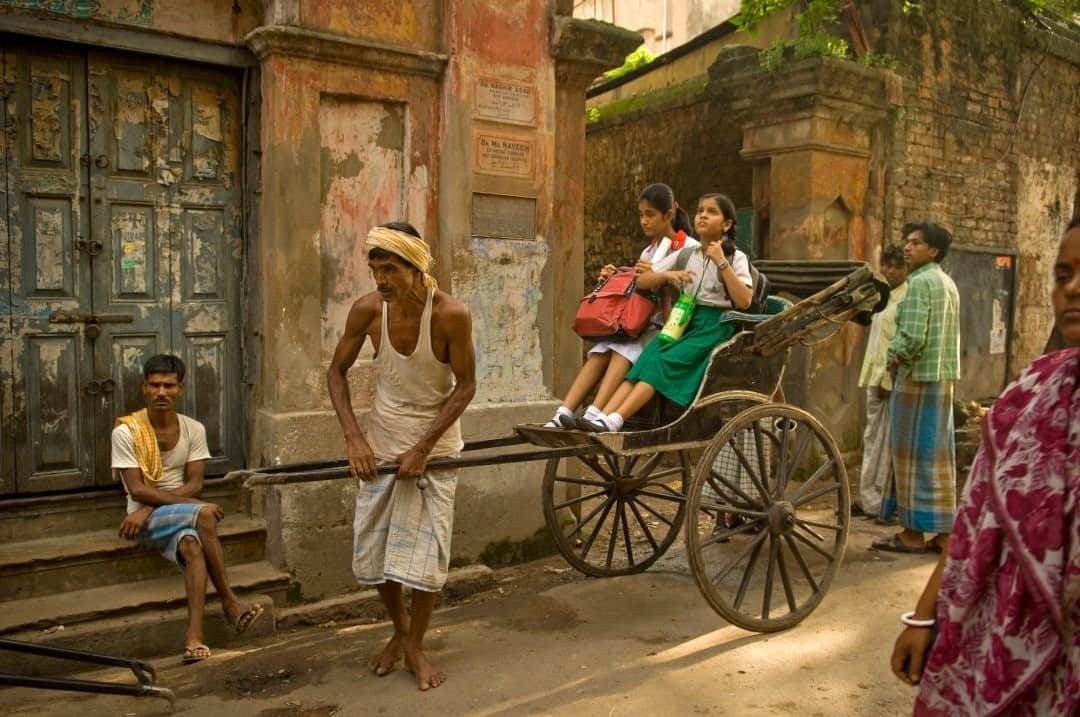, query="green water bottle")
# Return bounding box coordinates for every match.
[658,292,695,343]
